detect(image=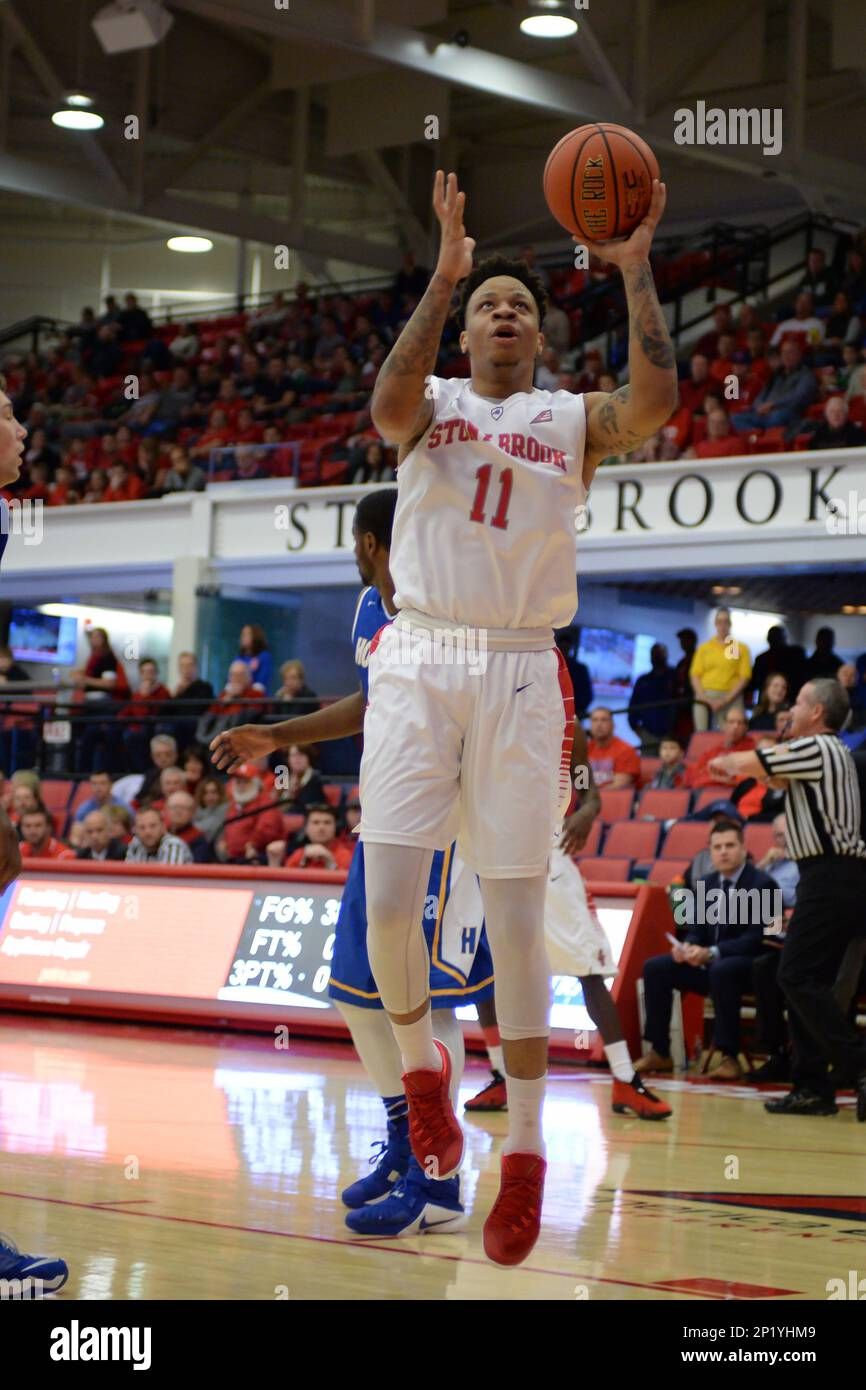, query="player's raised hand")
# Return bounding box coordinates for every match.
[433,170,476,286]
[578,178,667,269]
[209,723,276,773]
